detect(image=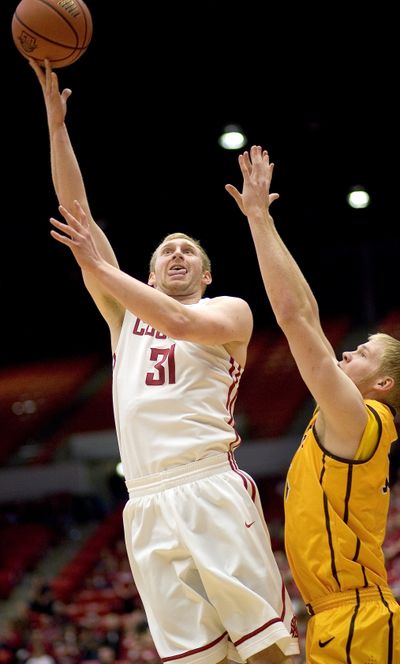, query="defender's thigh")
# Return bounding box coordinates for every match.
[307,599,400,663]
